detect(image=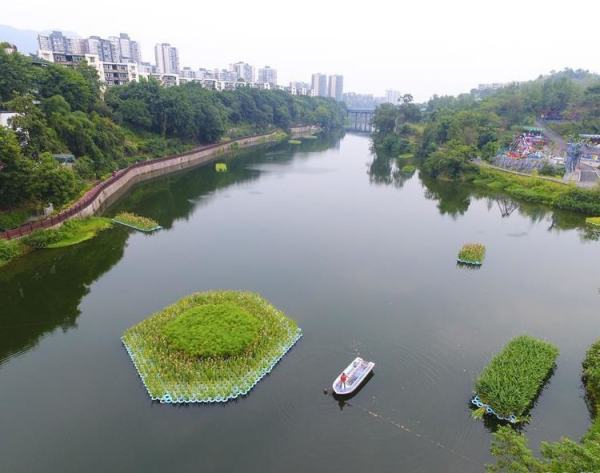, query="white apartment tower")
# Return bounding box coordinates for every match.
[311,73,327,97]
[231,62,255,83]
[257,66,277,86]
[110,33,142,64]
[154,43,180,74]
[327,75,344,101]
